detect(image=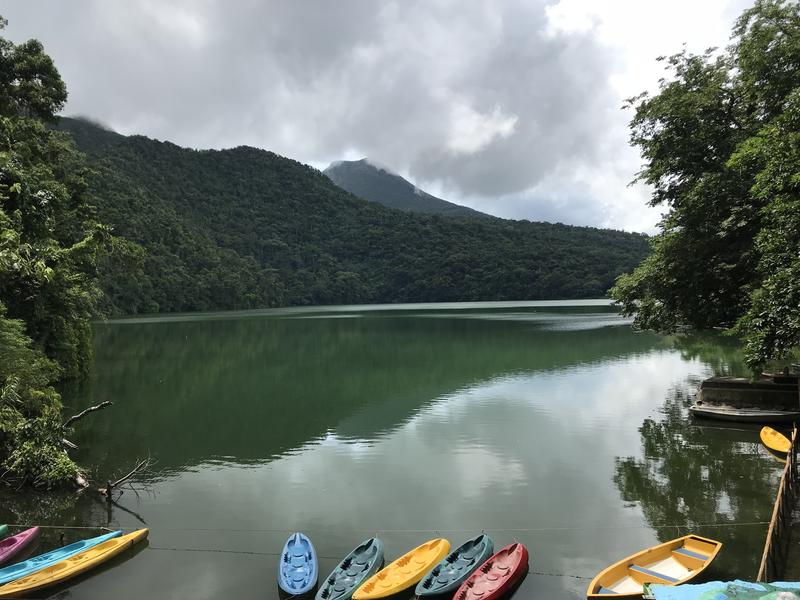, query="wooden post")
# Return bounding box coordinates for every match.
[757,424,798,582]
